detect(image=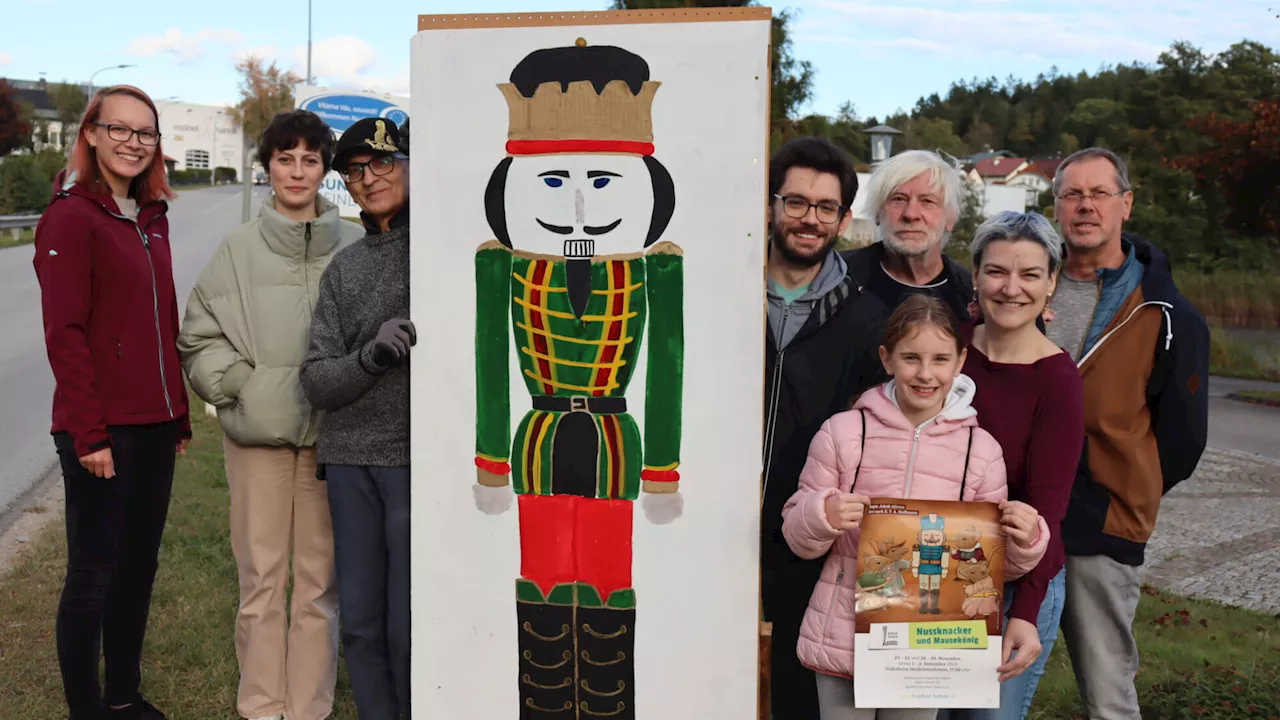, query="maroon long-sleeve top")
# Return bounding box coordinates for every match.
[961,337,1085,625]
